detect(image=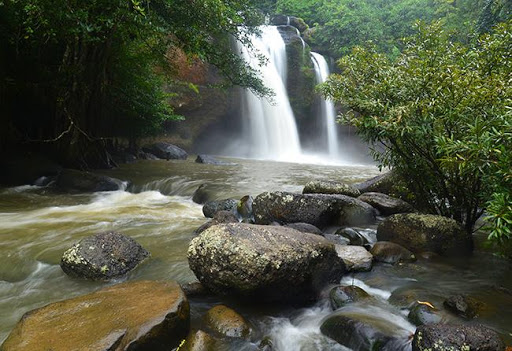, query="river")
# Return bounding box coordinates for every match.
[0,157,511,349]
